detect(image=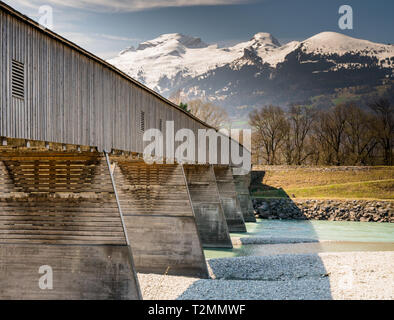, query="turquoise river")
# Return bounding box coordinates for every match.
[204,219,394,259]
